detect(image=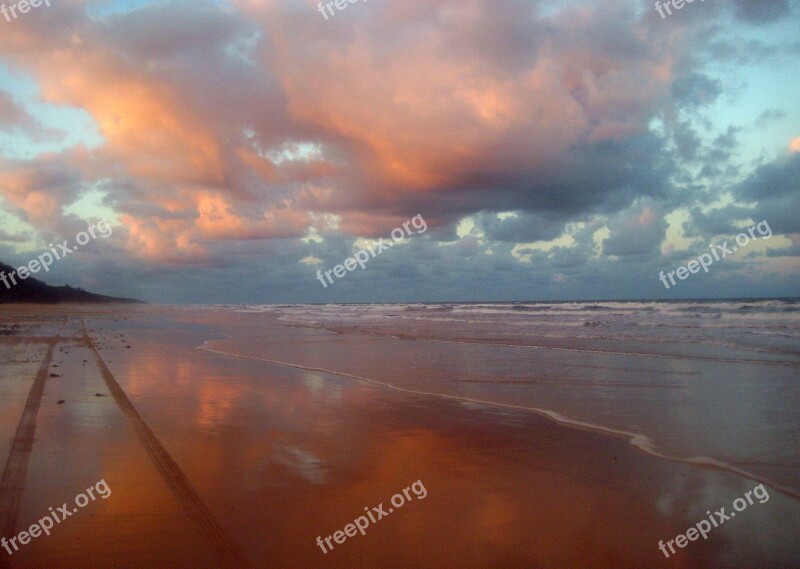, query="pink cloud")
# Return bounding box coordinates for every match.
[0,0,691,260]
